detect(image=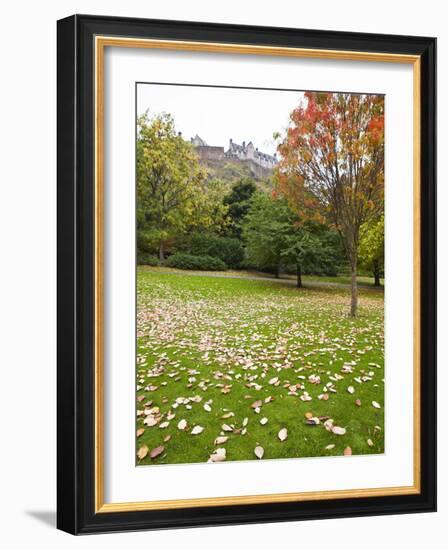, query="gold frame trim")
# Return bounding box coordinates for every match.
[94,36,421,513]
